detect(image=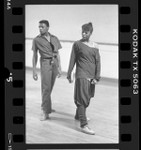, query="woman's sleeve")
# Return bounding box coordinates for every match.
[95,48,101,81]
[67,42,77,77]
